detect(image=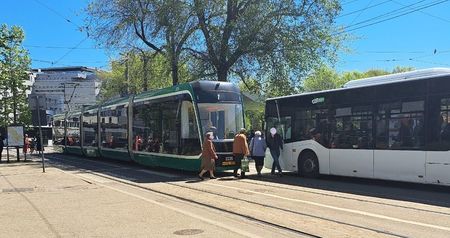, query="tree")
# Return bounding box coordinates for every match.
[86,0,197,86]
[98,51,192,99]
[0,24,31,126]
[302,66,416,92]
[192,0,343,82]
[303,65,340,92]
